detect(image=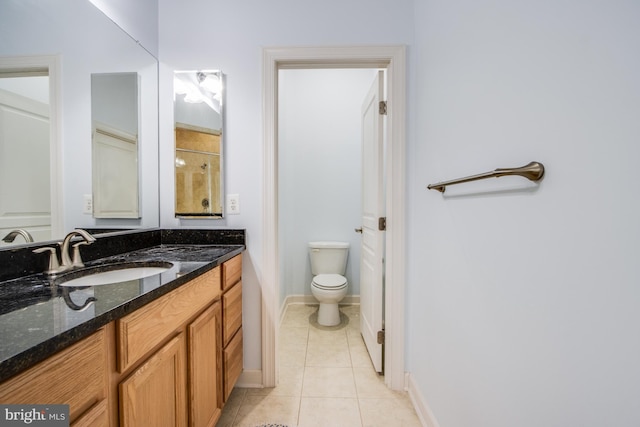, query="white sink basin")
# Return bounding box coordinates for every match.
[59,264,172,287]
